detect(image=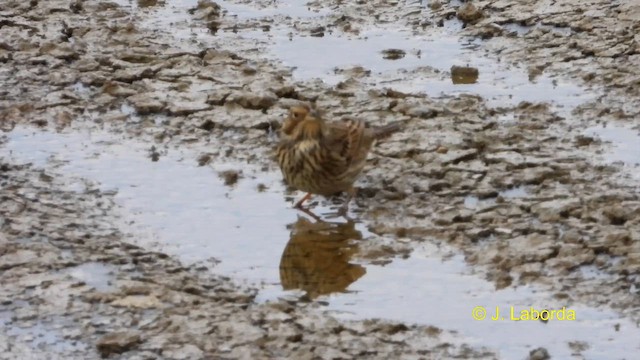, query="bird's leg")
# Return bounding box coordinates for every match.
[297,207,324,223]
[338,187,357,216]
[294,193,312,208]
